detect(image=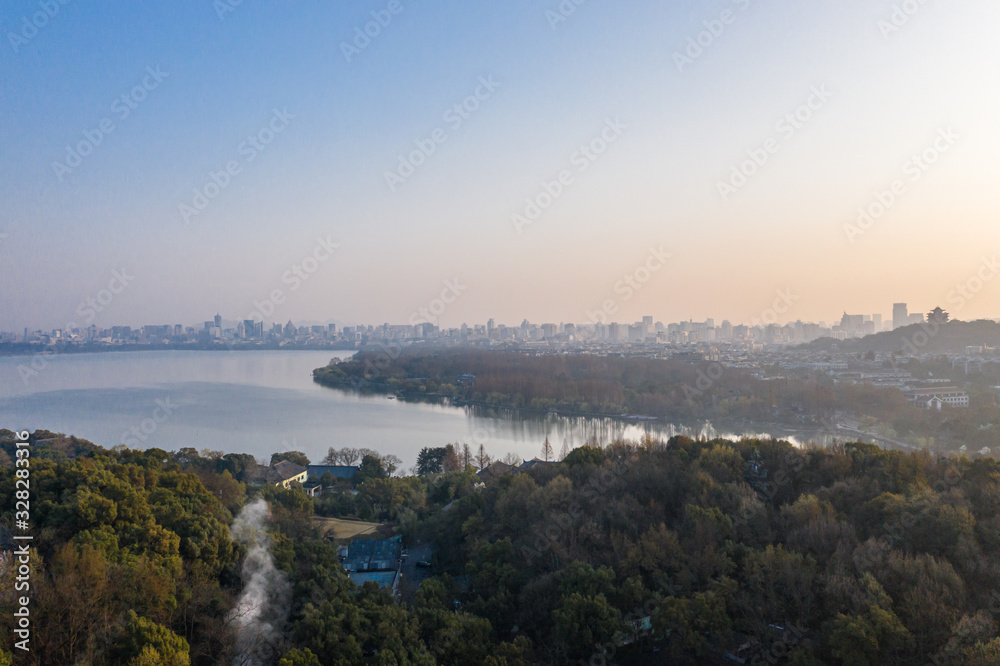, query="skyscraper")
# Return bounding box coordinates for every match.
[840,313,864,335]
[892,303,908,330]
